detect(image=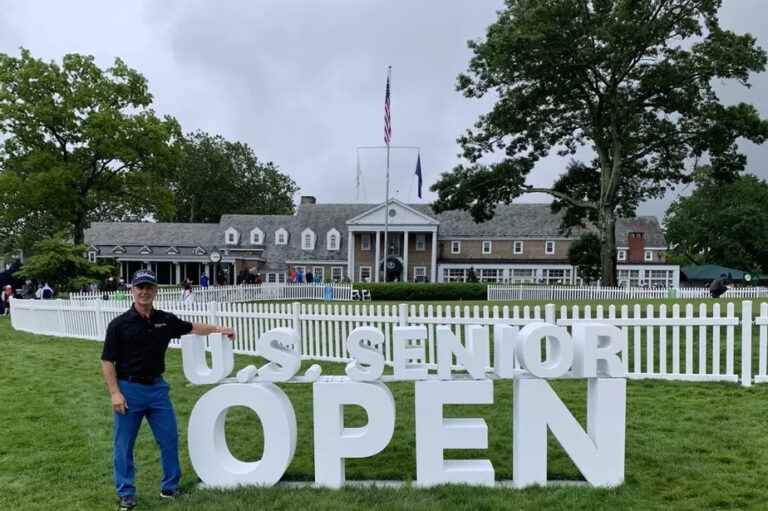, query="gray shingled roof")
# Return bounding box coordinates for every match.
[85,222,219,248]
